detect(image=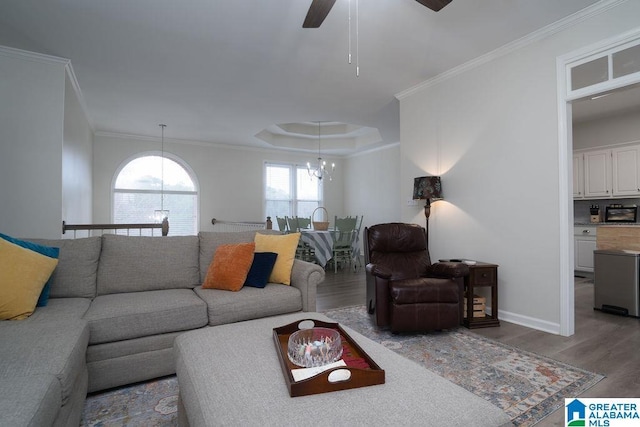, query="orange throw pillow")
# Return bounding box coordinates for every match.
[202,243,255,291]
